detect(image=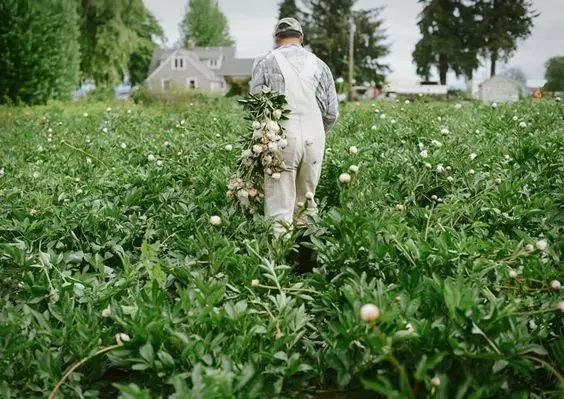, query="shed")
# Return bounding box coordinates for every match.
[478,75,520,103]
